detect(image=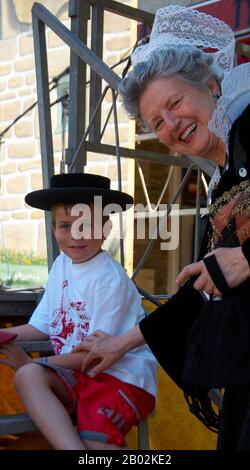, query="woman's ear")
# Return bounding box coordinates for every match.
[207,77,220,96]
[103,218,112,240]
